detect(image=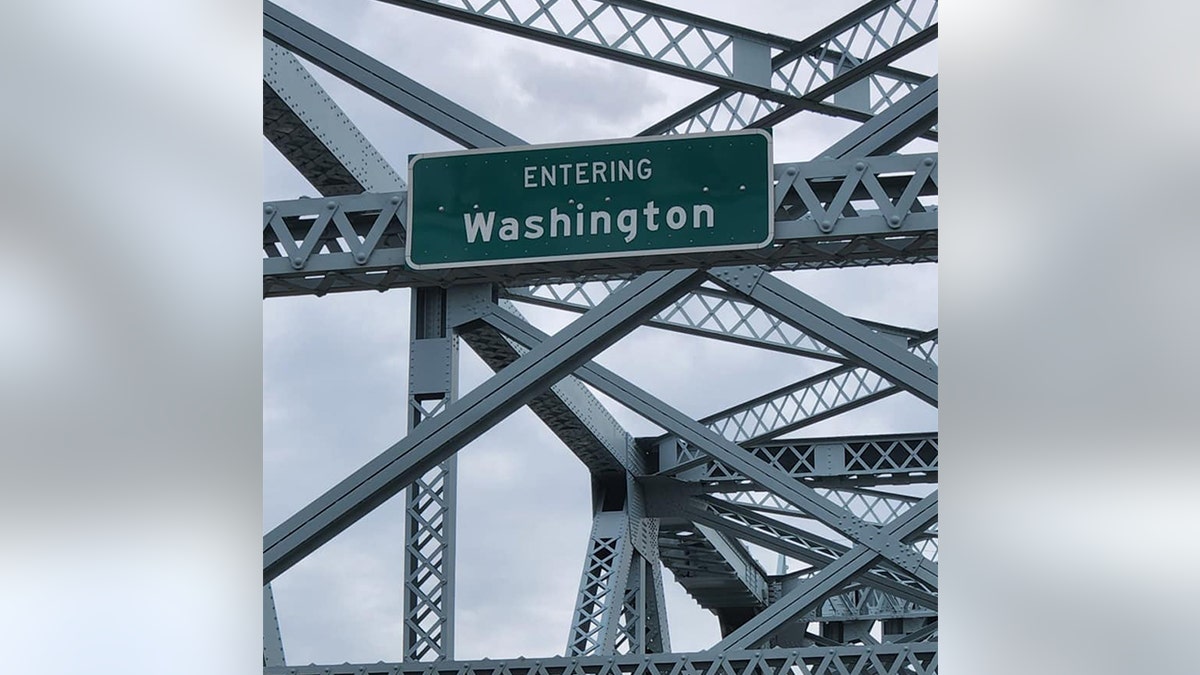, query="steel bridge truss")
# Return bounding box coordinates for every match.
[263,0,937,670]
